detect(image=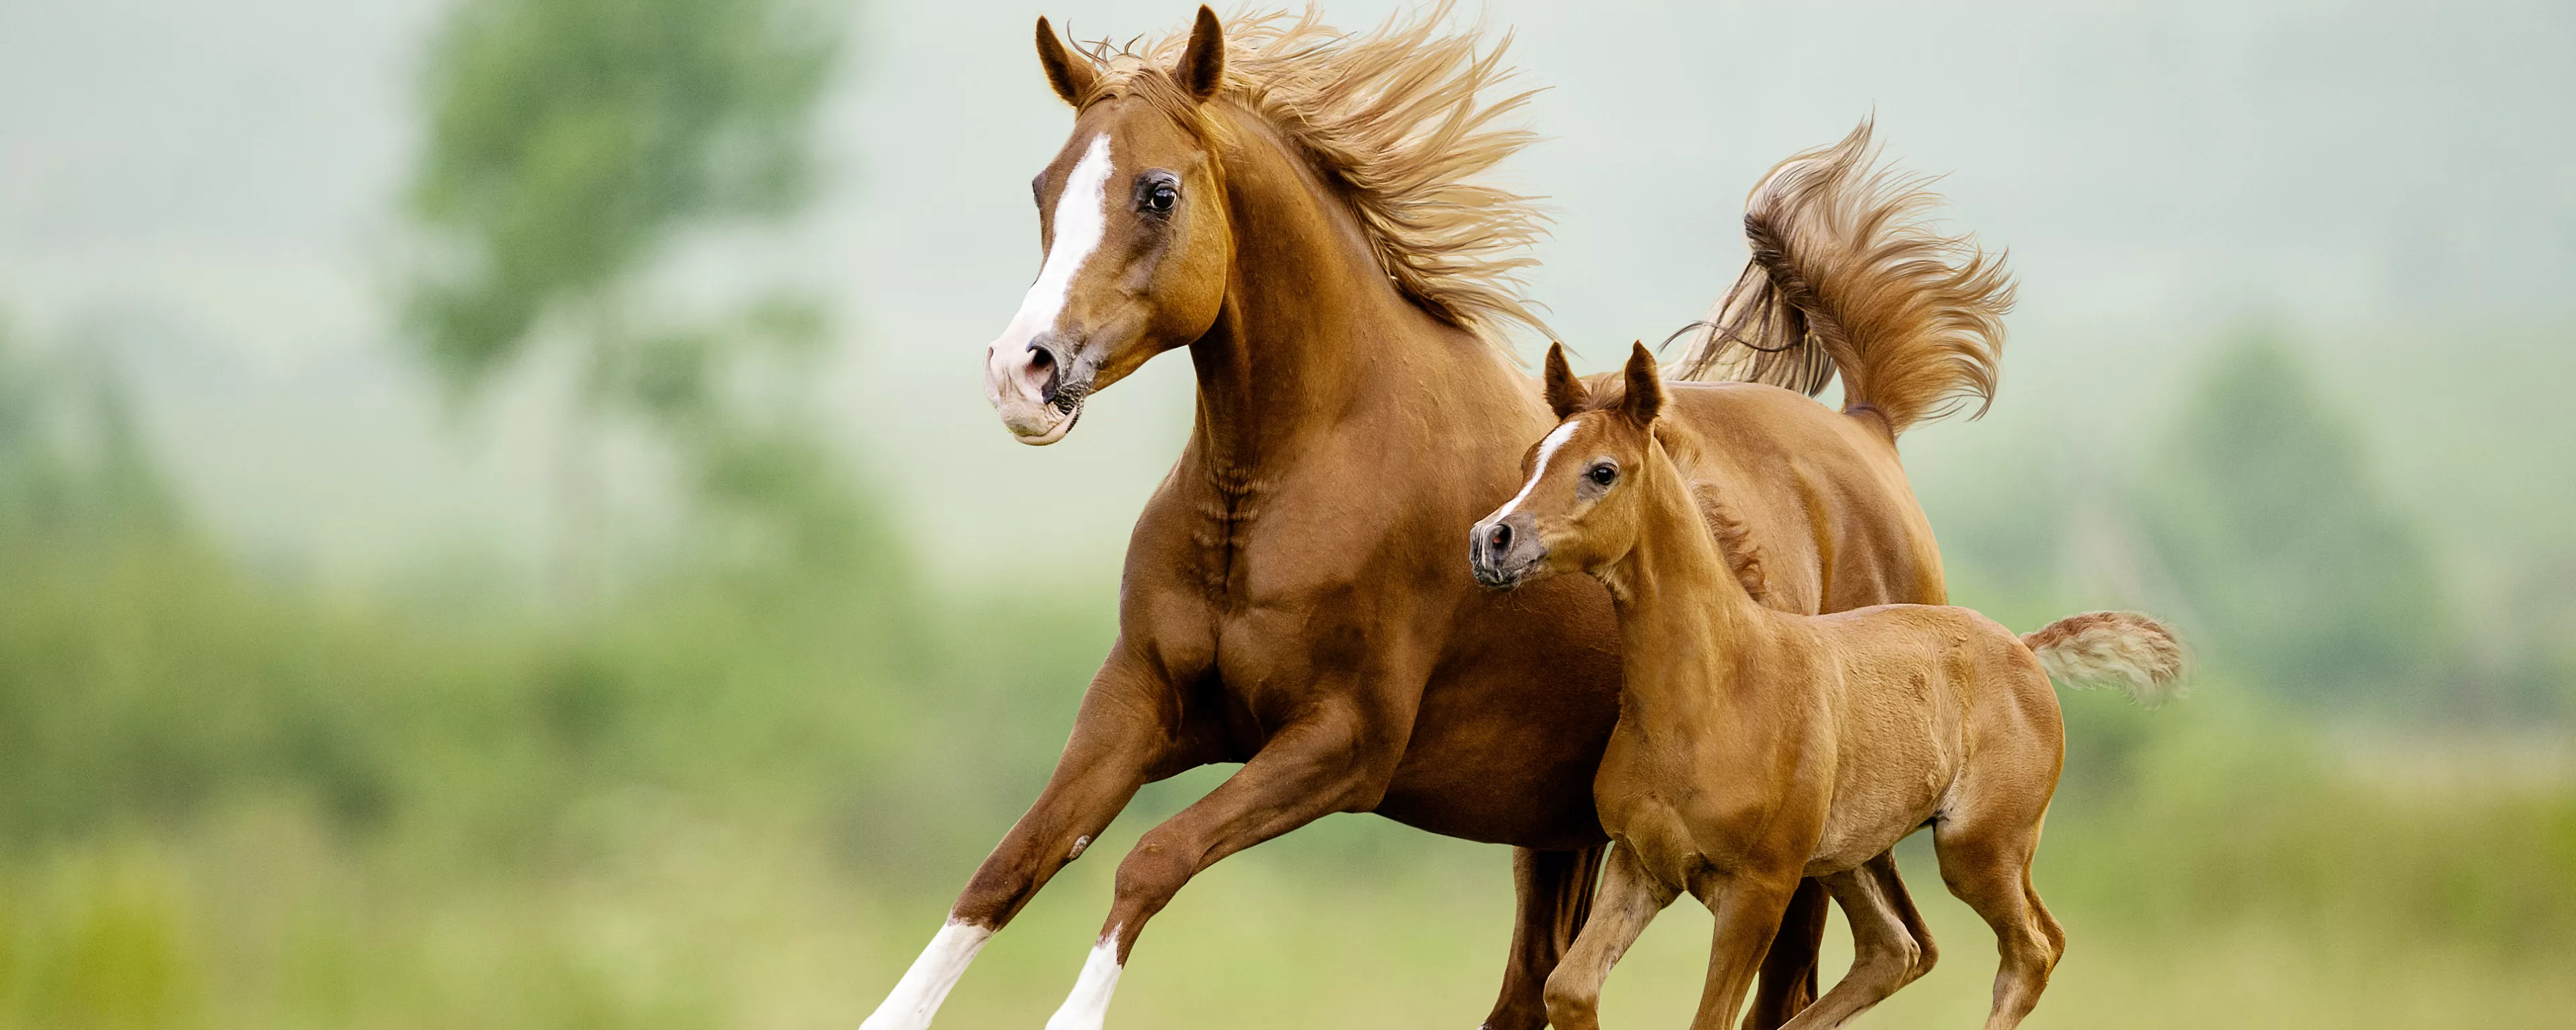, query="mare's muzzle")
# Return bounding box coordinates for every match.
[1468,512,1546,589]
[986,333,1095,445]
